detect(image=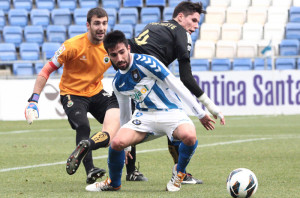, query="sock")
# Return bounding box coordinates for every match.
[177,140,198,173]
[89,131,110,150]
[167,138,180,164]
[108,146,125,188]
[126,145,136,174]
